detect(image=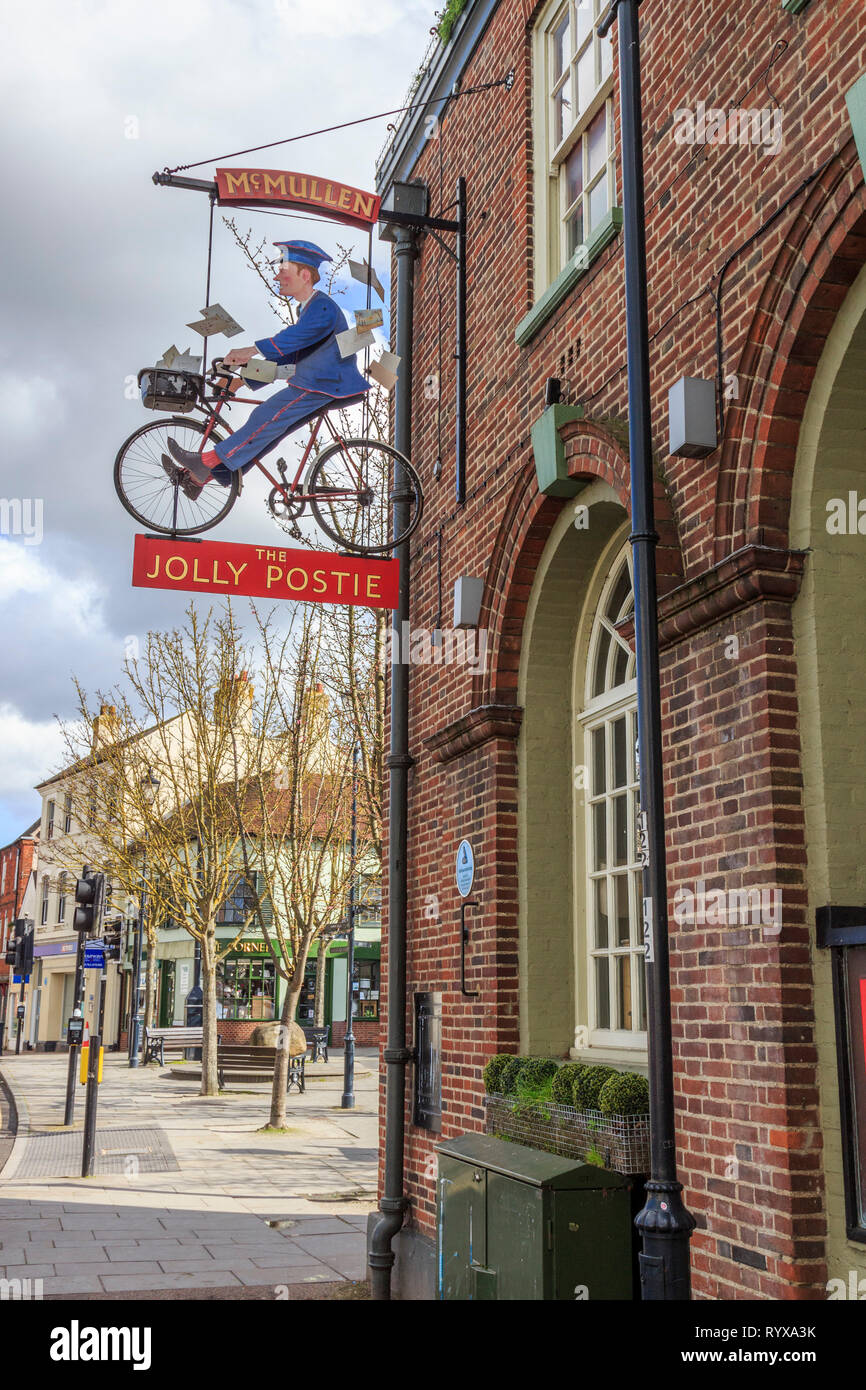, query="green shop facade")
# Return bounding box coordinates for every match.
[127,921,381,1048]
